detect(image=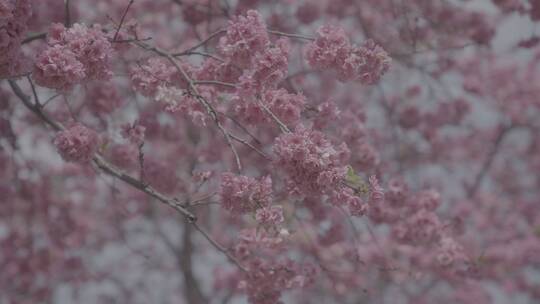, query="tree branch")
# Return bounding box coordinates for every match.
[8,79,247,273]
